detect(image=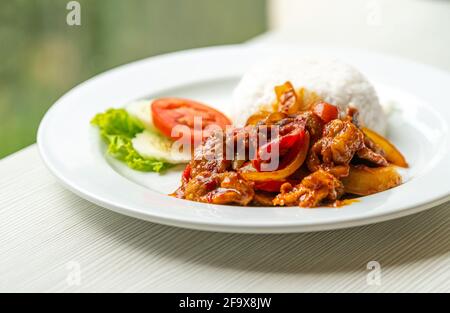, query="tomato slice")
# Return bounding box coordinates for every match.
[312,102,339,123]
[151,98,232,143]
